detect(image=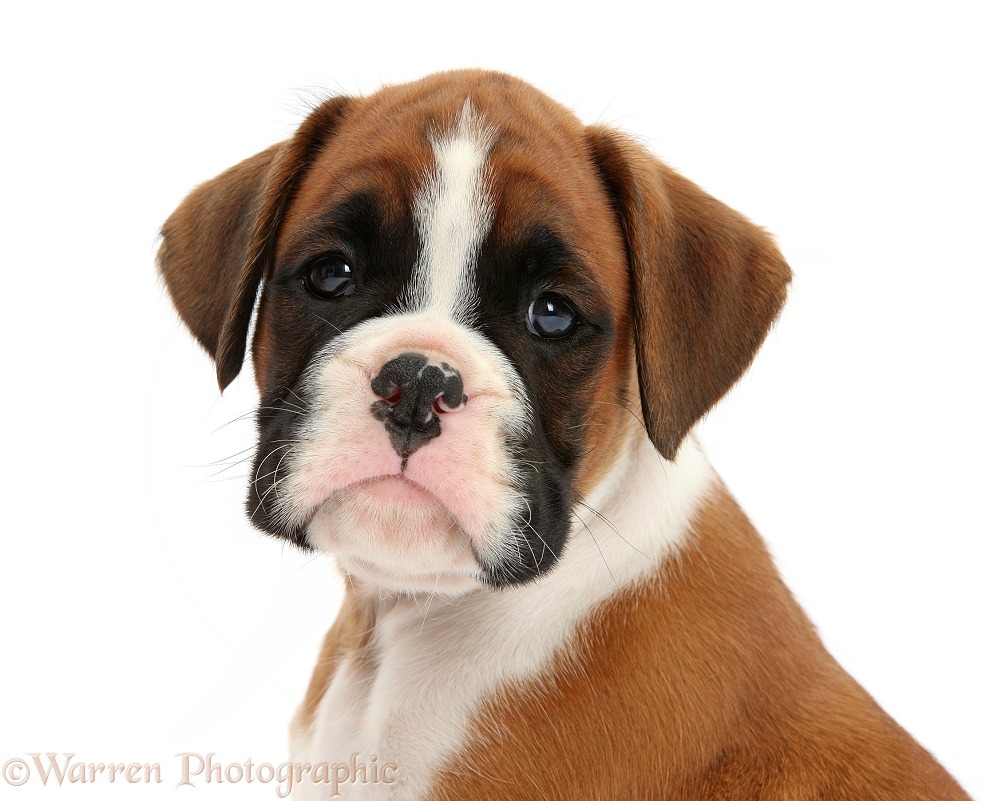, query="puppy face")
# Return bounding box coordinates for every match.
[249,90,631,594]
[159,70,790,595]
